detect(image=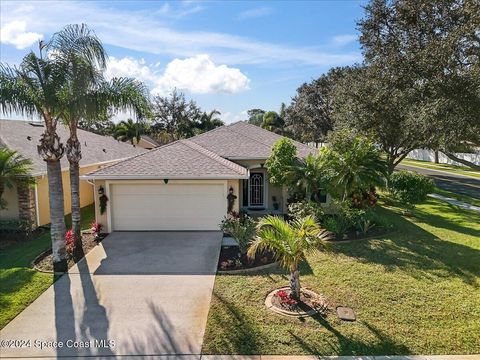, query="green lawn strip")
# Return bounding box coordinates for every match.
[0,204,95,329]
[432,187,480,208]
[401,159,480,179]
[202,198,480,355]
